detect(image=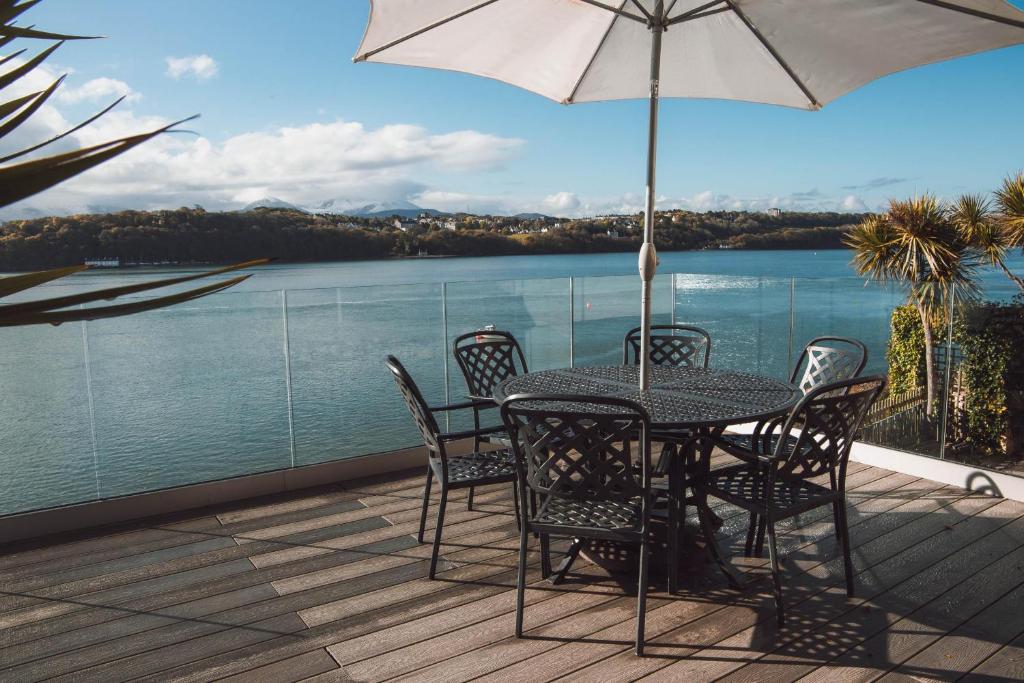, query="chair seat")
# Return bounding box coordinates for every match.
[534,496,642,534]
[716,432,800,460]
[442,450,516,485]
[700,463,837,518]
